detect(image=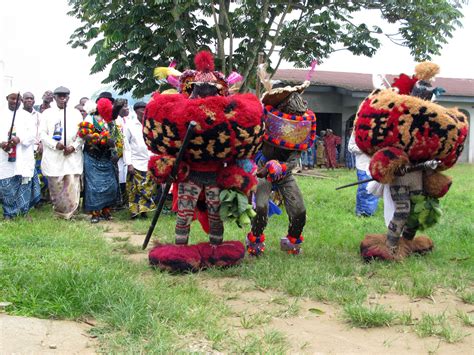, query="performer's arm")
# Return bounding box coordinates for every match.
[347,131,361,154]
